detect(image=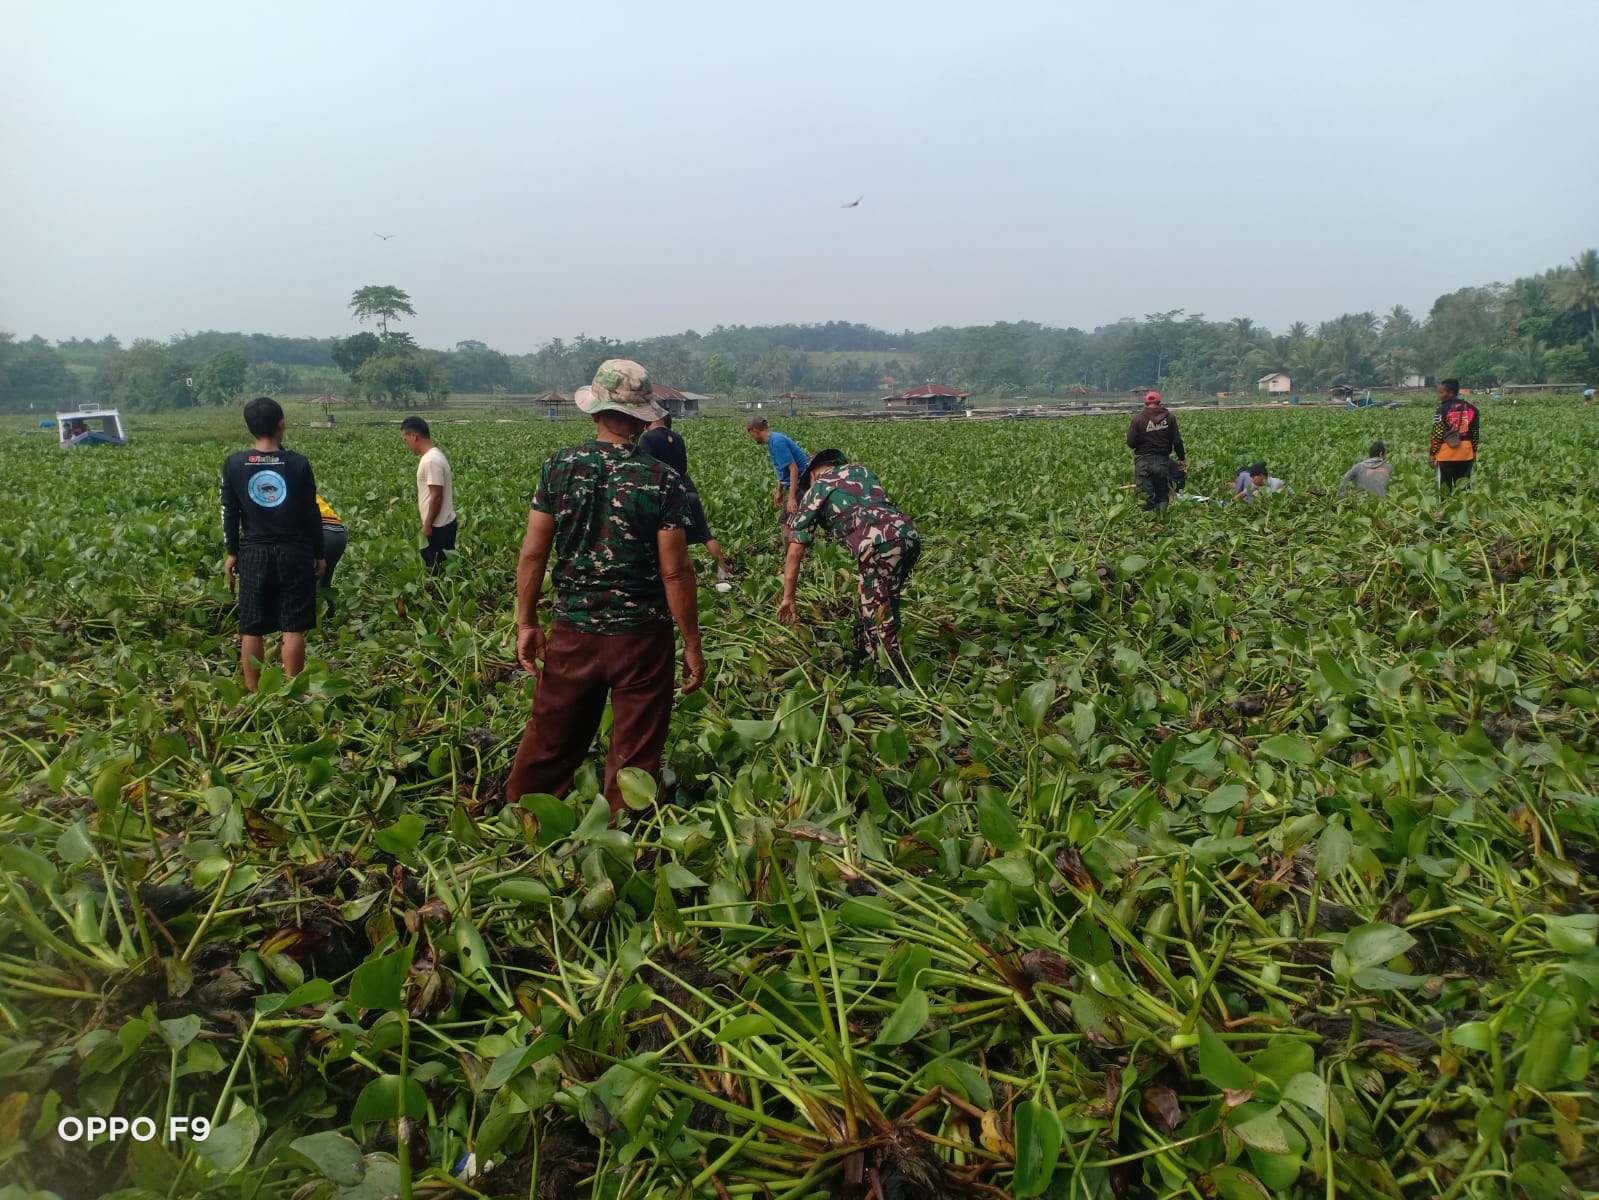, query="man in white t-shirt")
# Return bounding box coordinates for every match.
[401,416,457,571]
